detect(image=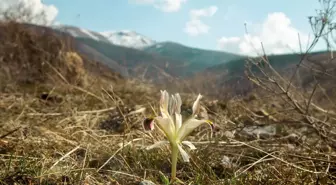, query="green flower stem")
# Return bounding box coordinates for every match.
[170,143,178,181]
